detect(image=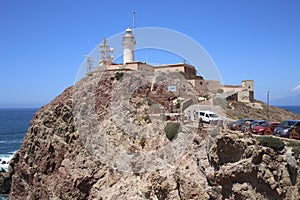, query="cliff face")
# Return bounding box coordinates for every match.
[5,71,300,199]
